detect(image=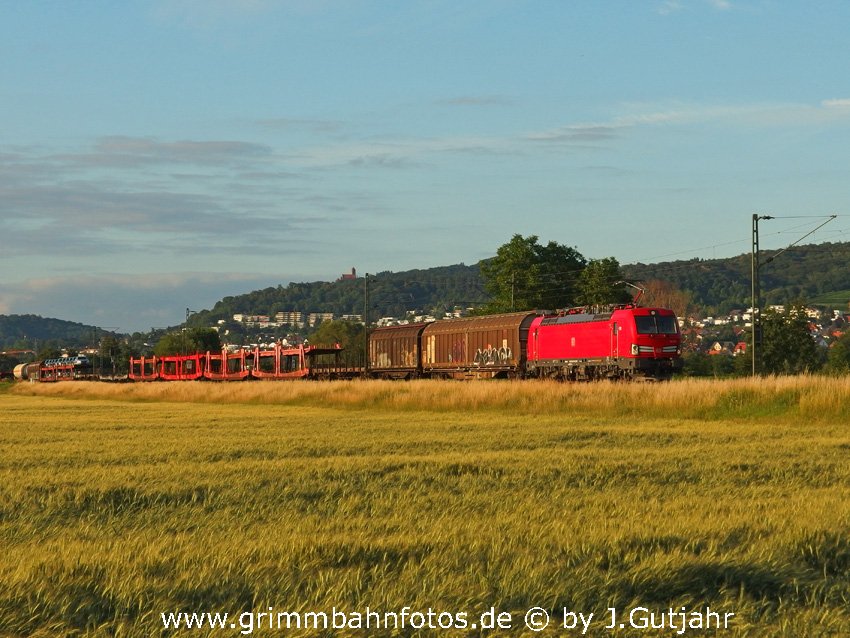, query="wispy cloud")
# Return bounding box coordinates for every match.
[255,118,345,134]
[657,0,731,14]
[526,100,850,144]
[822,98,850,108]
[707,0,732,10]
[657,1,683,15]
[0,136,342,260]
[347,154,420,169]
[437,95,514,107]
[285,135,509,168]
[4,97,848,297]
[58,136,274,169]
